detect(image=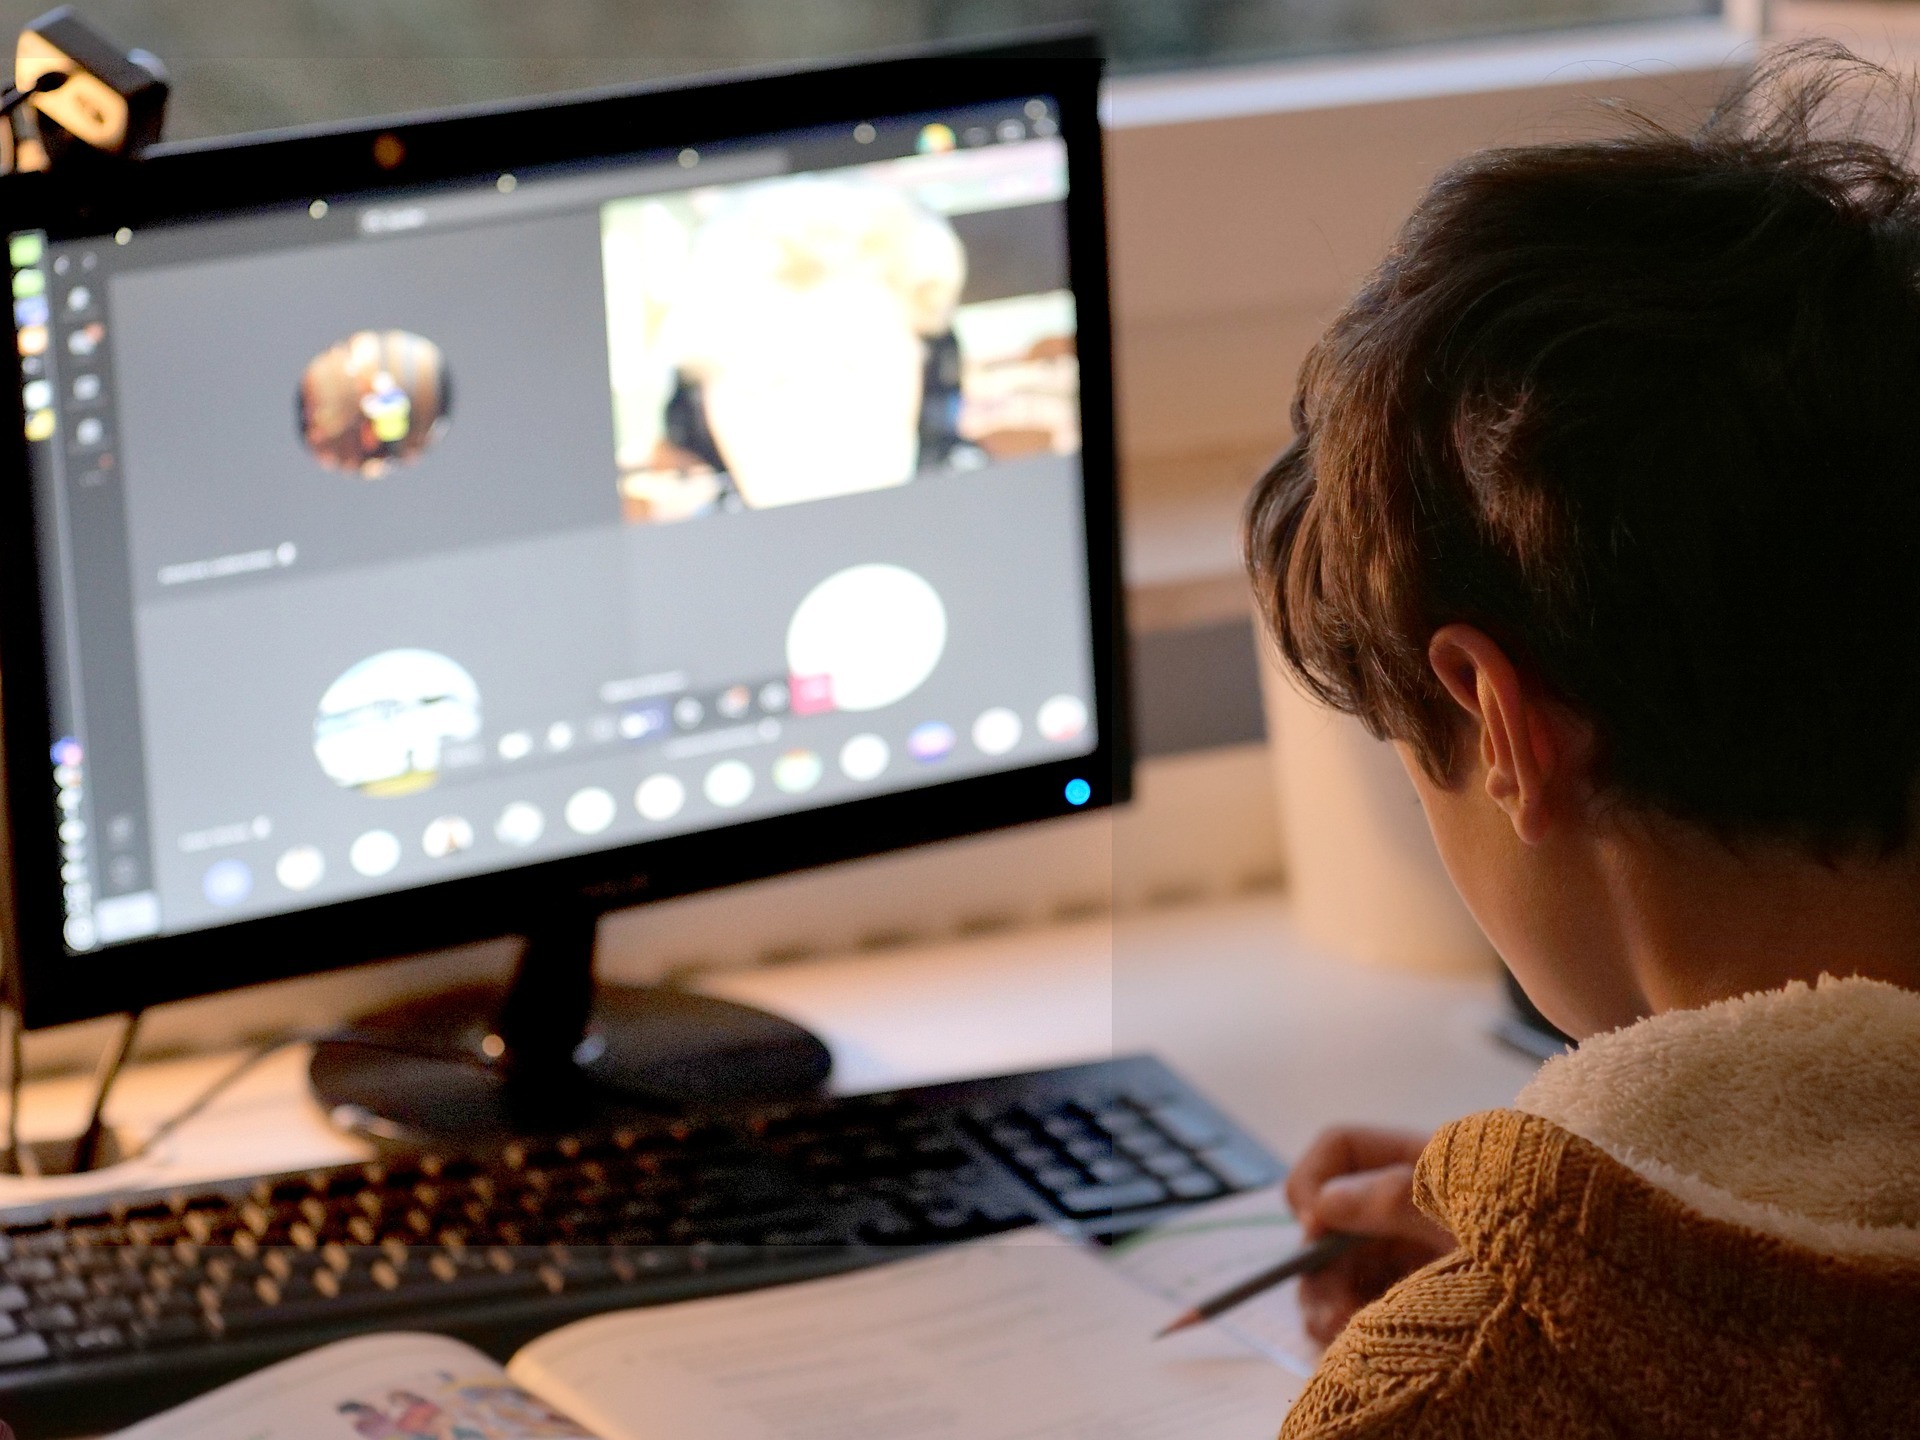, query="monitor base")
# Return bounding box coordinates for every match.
[310,908,831,1144]
[311,983,833,1144]
[1,1127,128,1178]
